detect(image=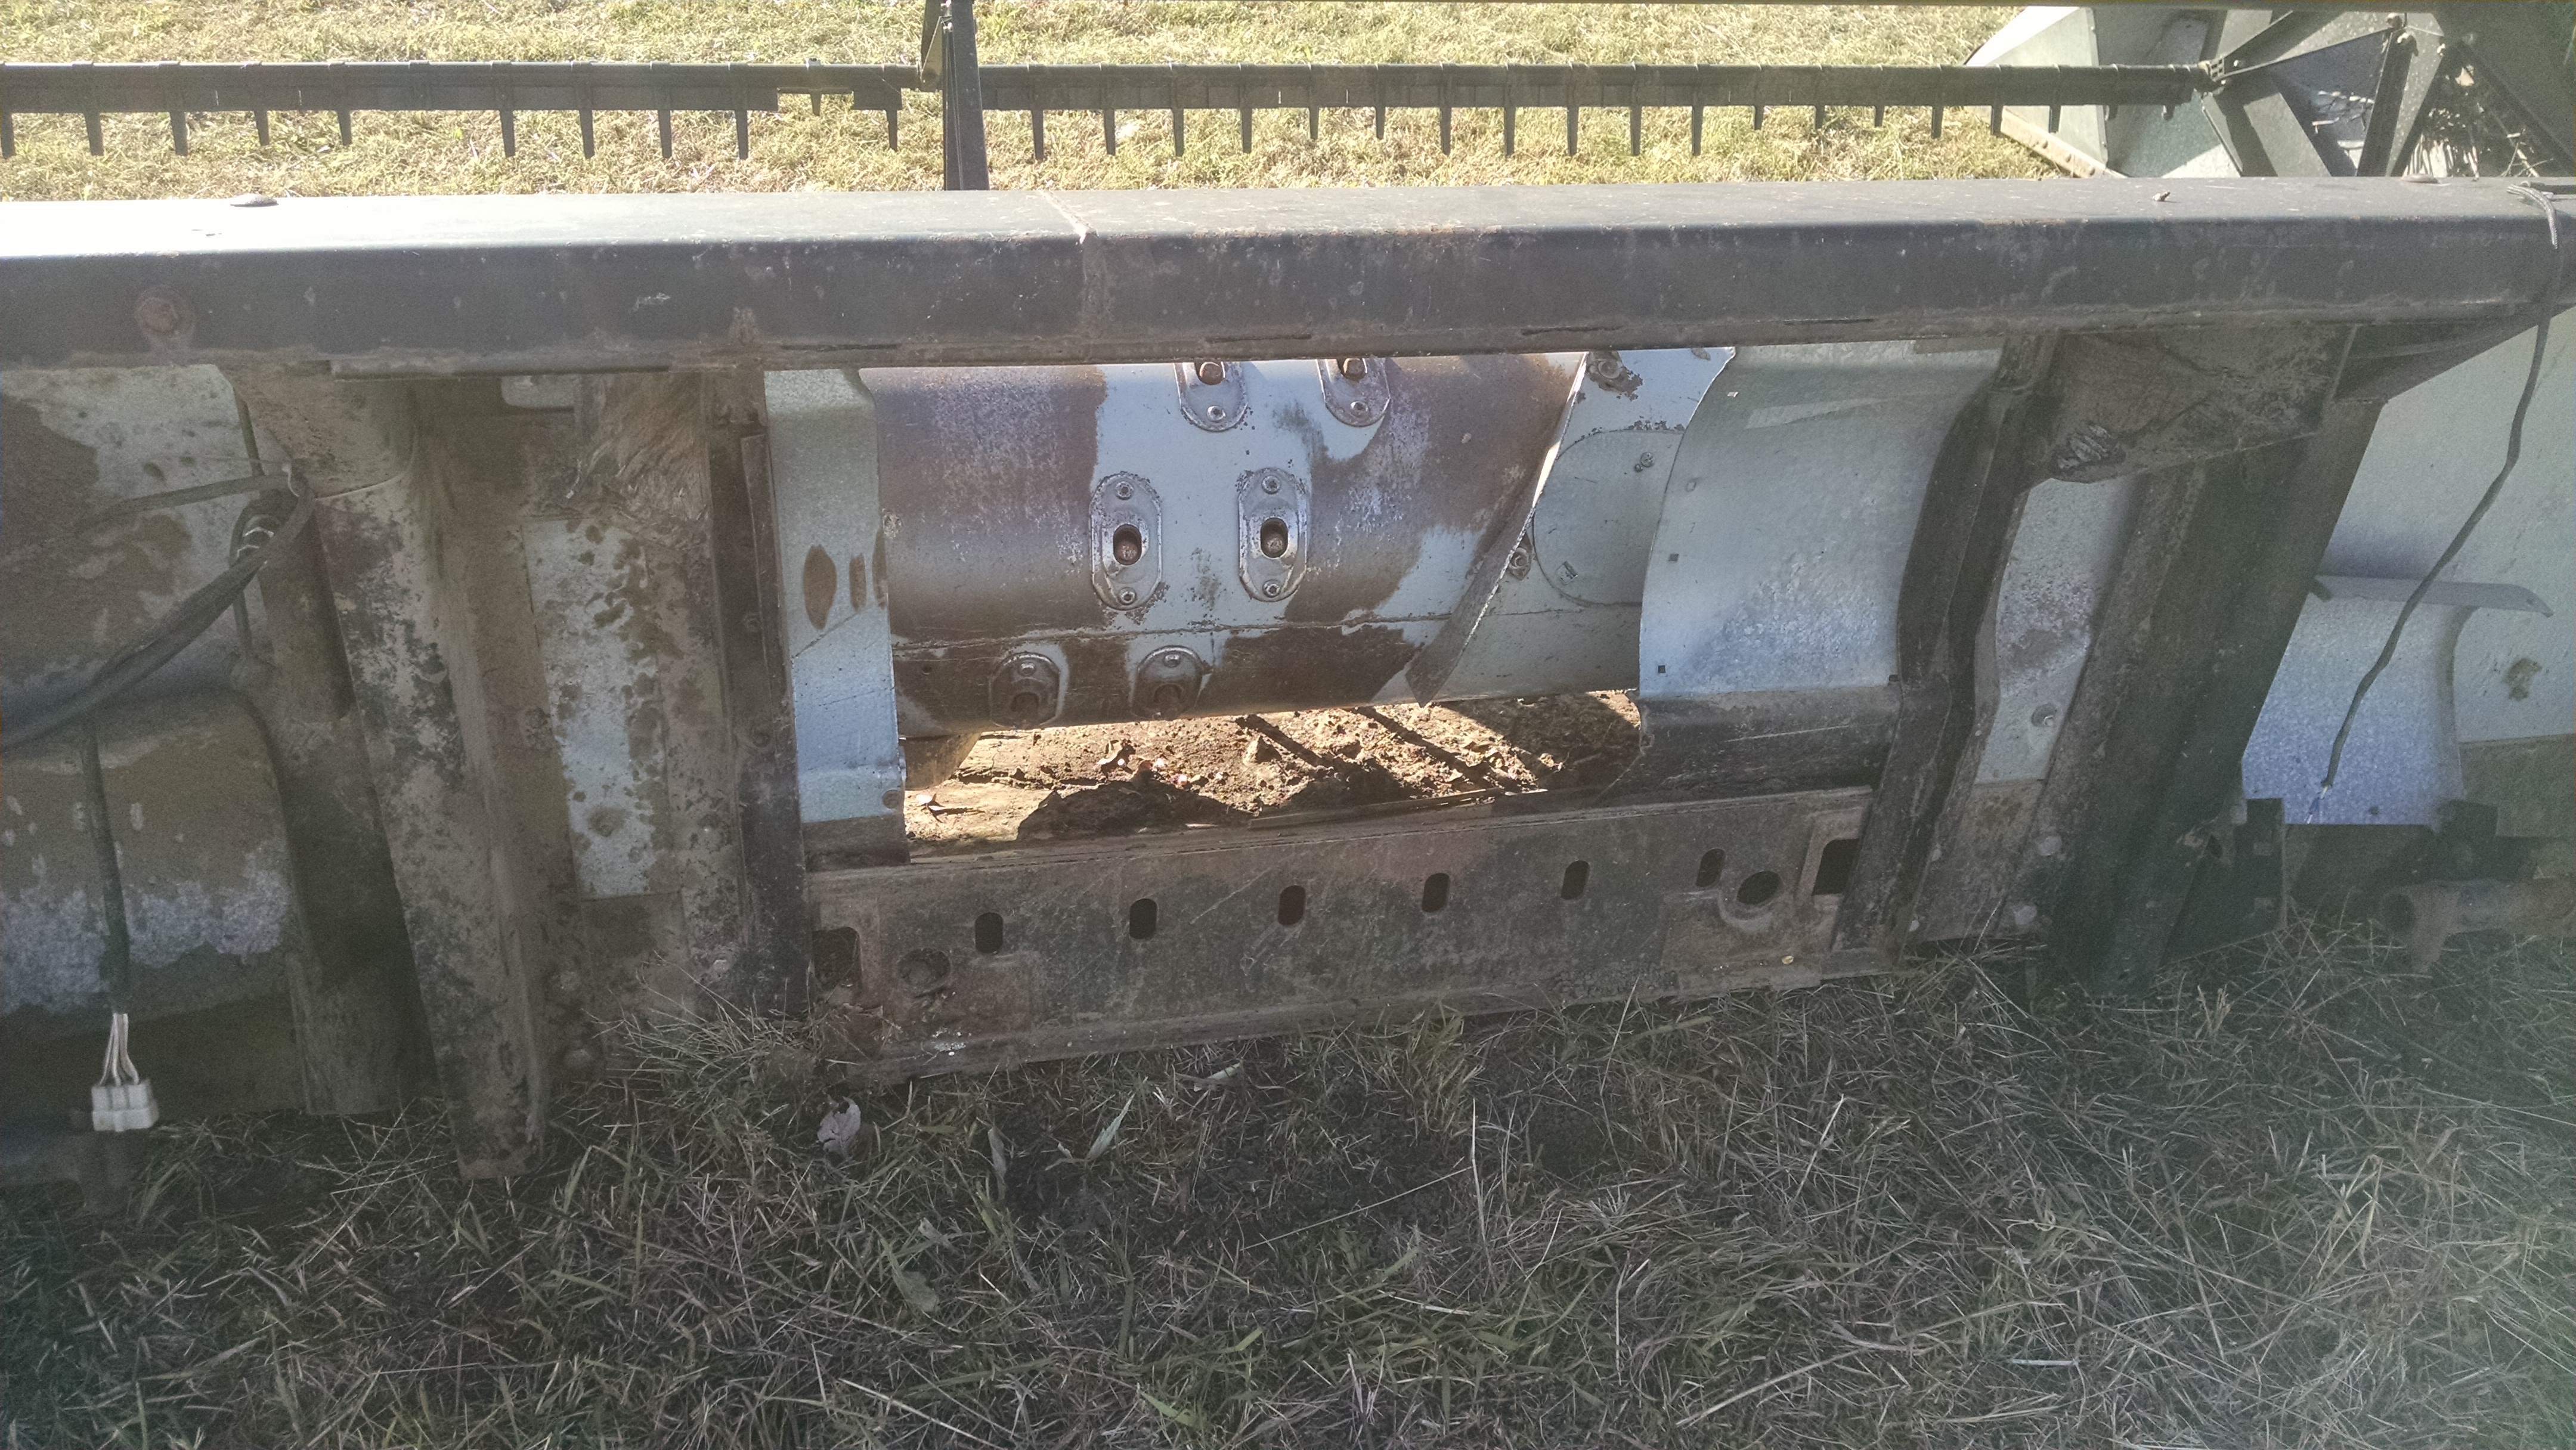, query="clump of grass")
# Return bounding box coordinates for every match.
[8,921,2569,1447]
